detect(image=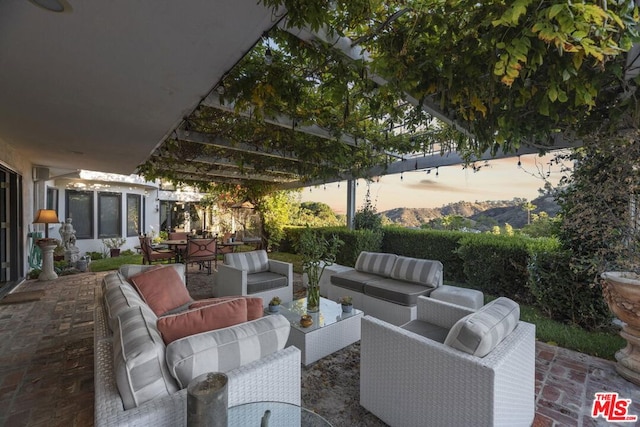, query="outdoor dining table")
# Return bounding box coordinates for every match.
[160,239,187,262]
